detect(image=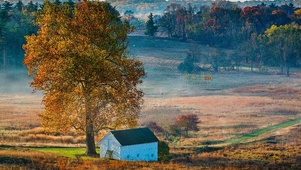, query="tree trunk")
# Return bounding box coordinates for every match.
[214,65,218,72]
[280,50,285,74]
[279,64,284,74]
[214,59,219,72]
[3,49,6,71]
[84,90,97,156]
[286,63,290,77]
[259,54,263,67]
[85,117,97,155]
[185,127,189,137]
[181,22,186,42]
